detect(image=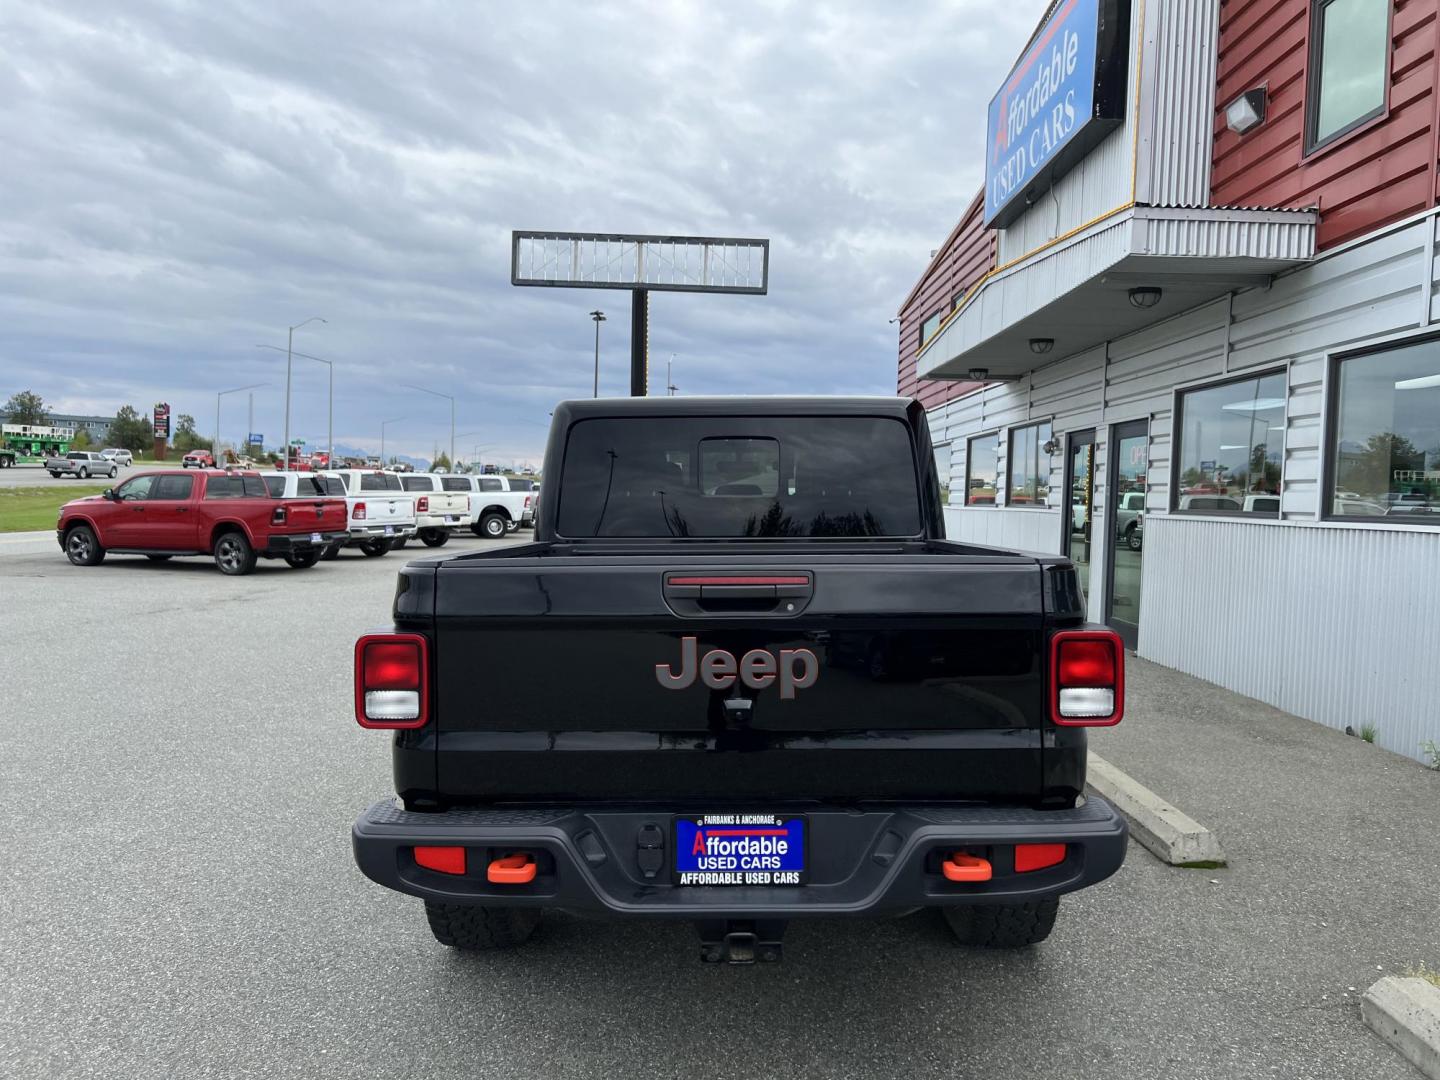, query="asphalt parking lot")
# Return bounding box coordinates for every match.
[0,531,1426,1080]
[0,462,148,488]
